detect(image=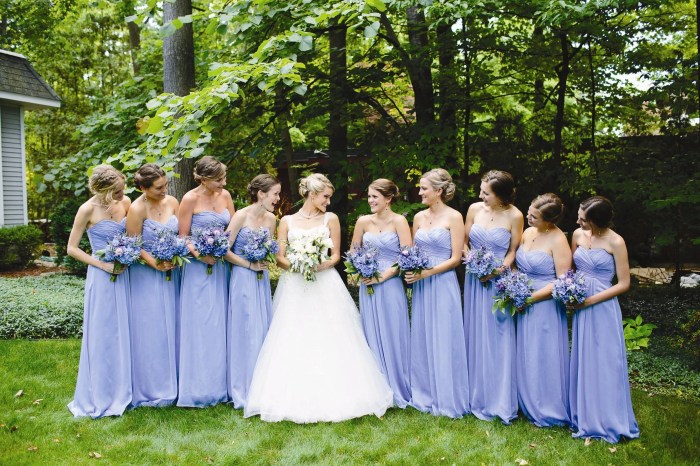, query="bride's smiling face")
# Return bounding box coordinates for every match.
[310,187,333,212]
